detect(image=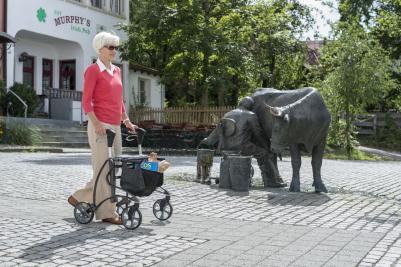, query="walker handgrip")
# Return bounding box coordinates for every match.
[136,128,146,145]
[106,129,116,148]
